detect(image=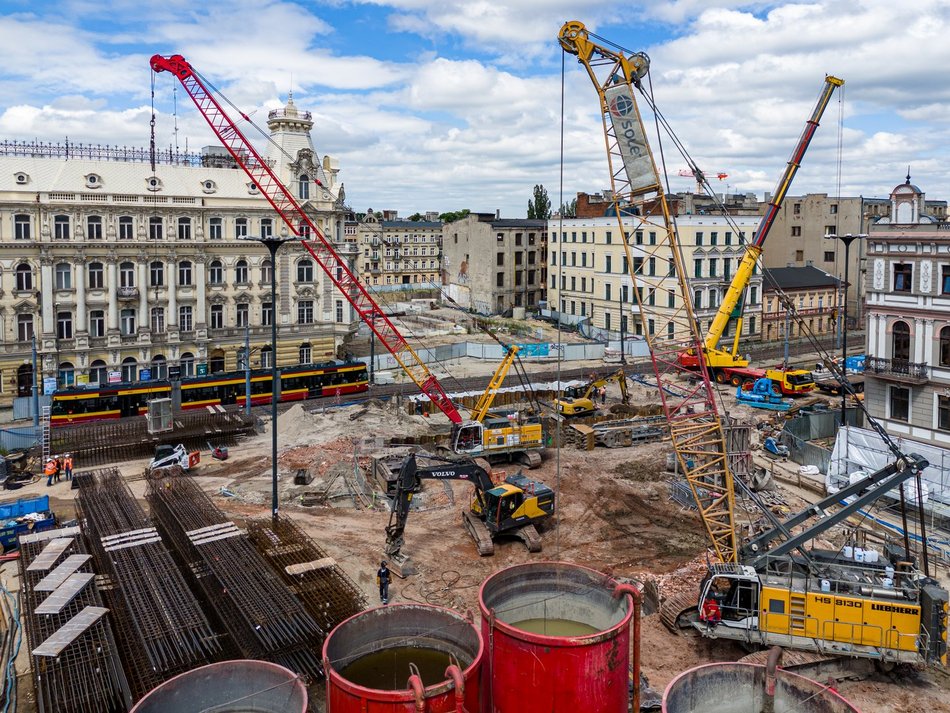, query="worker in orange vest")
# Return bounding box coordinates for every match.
[44,459,57,487]
[63,453,74,481]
